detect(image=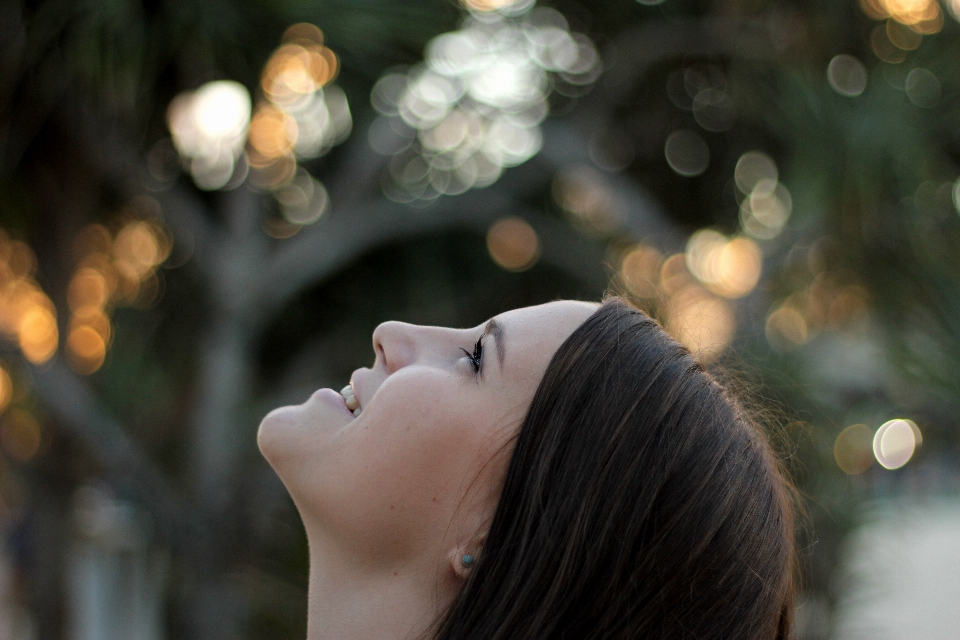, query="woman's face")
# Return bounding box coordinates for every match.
[259,300,596,568]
